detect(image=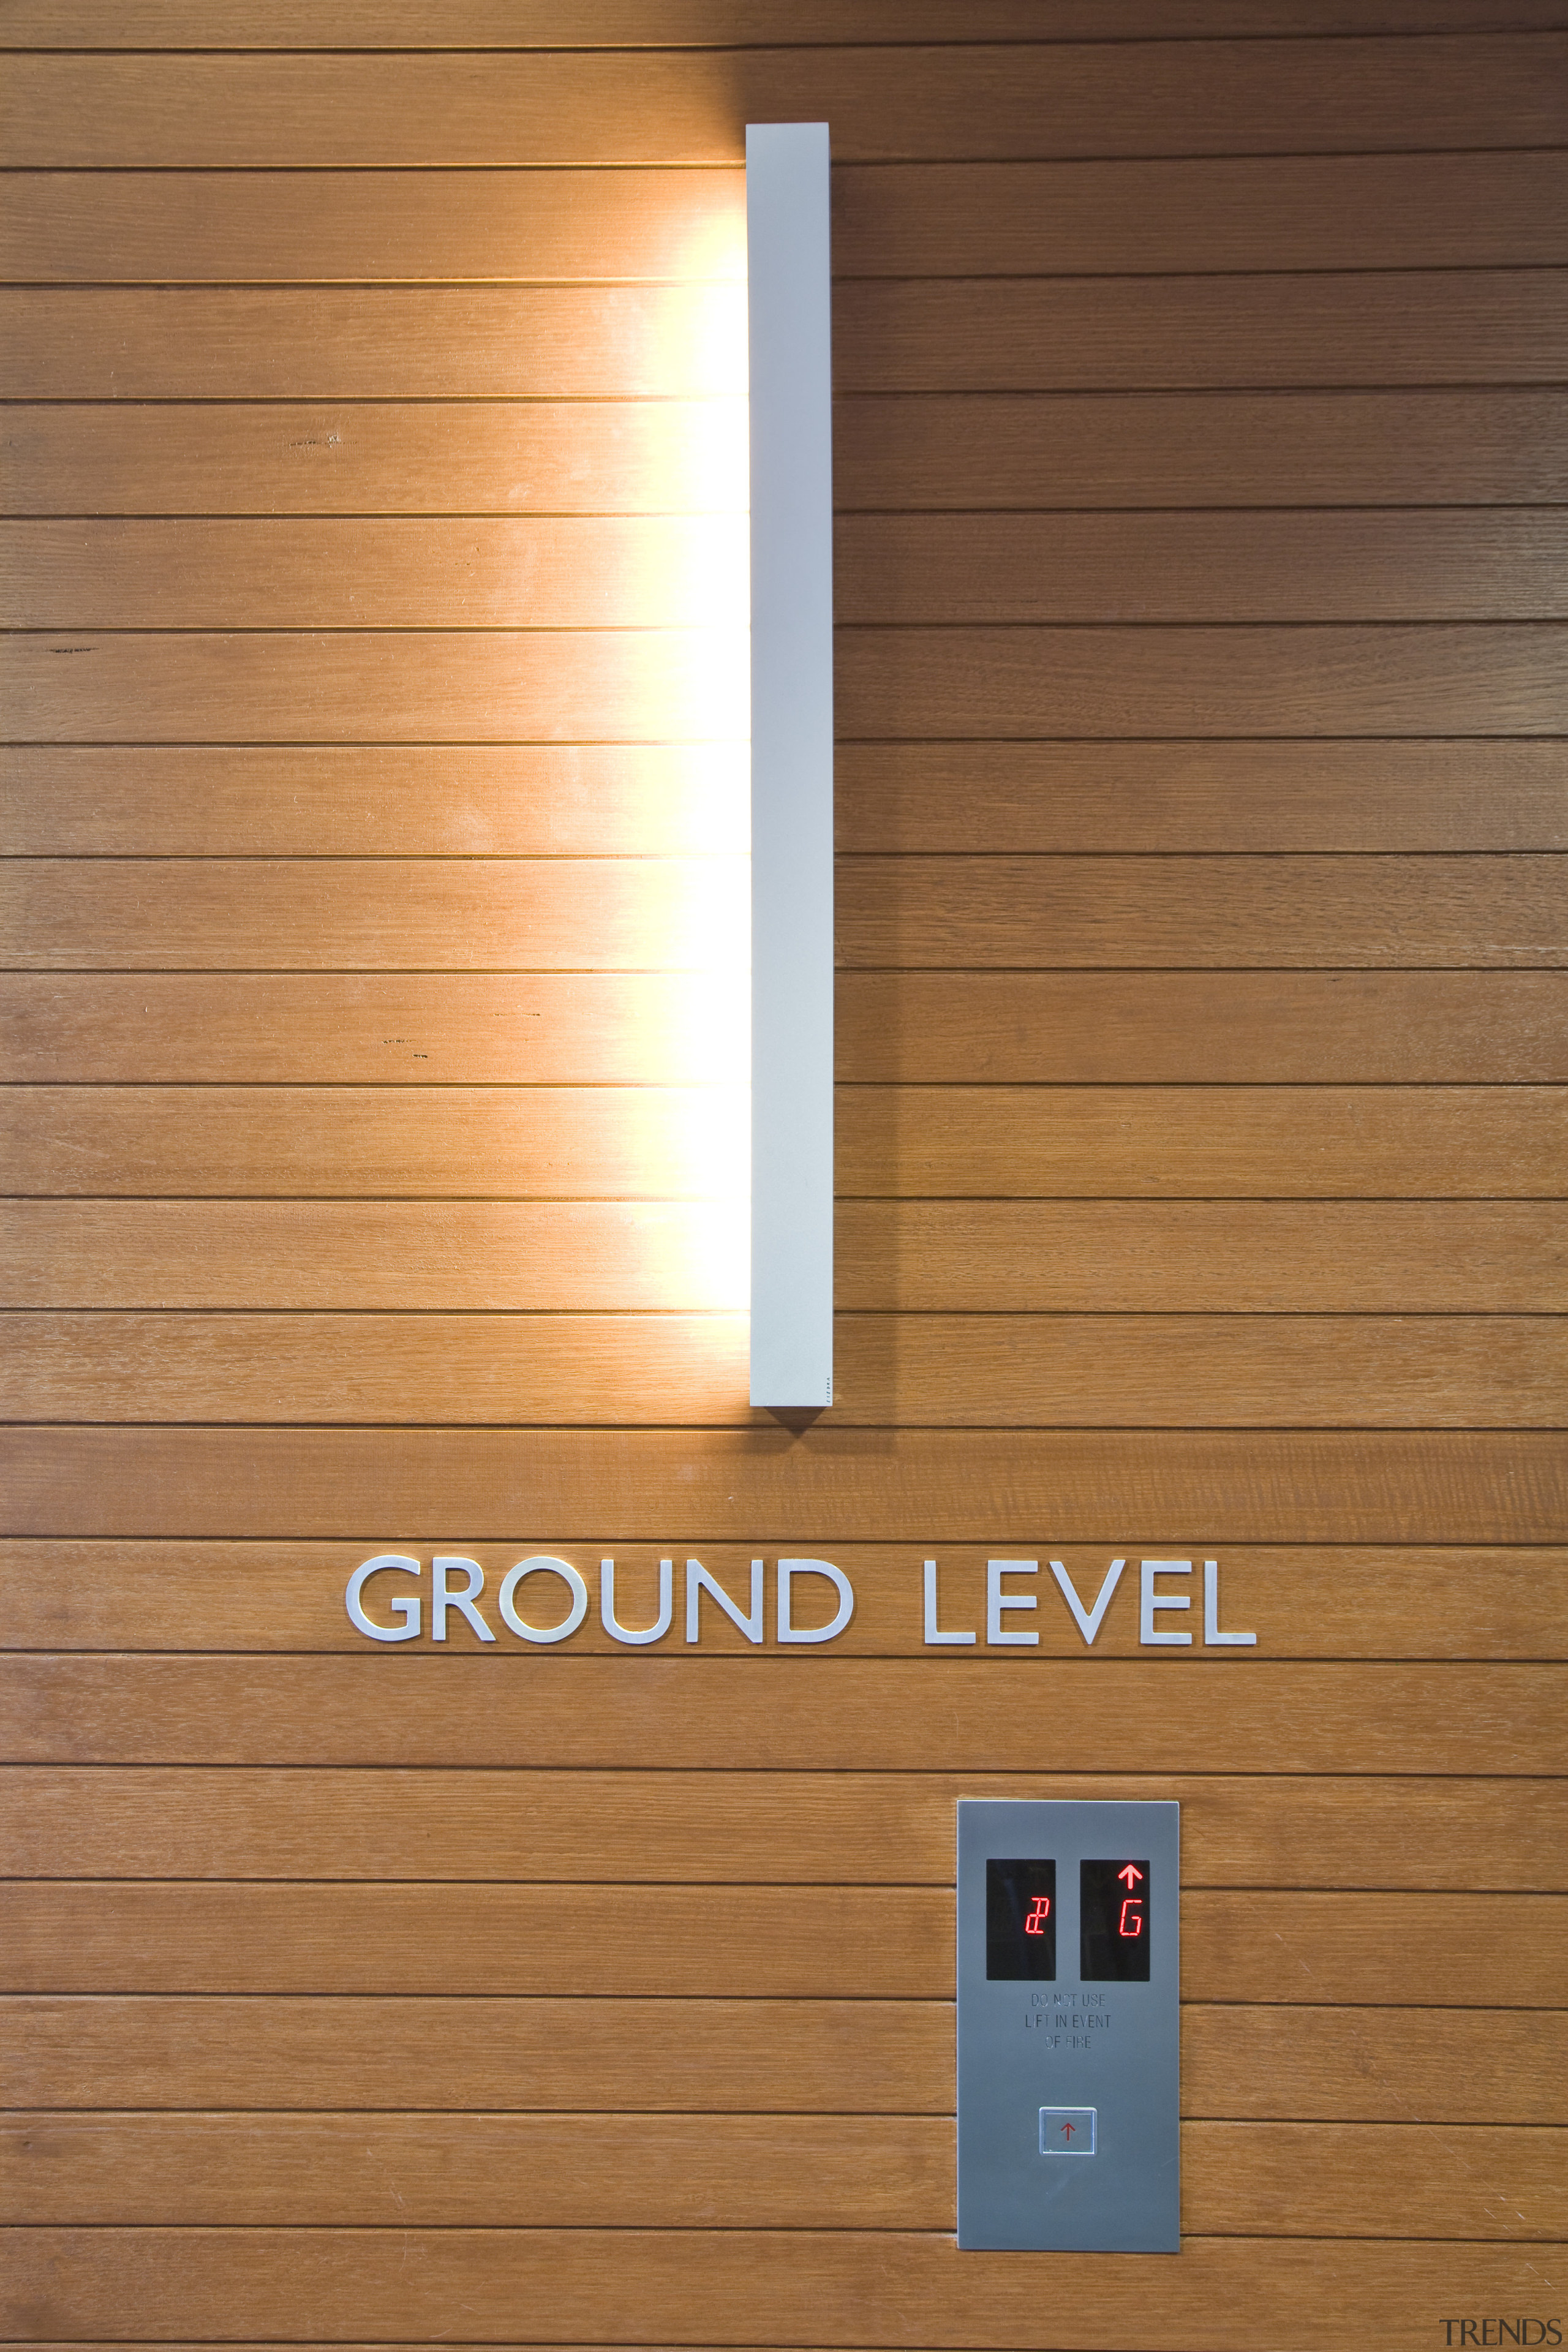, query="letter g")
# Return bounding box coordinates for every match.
[345,1554,421,1642]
